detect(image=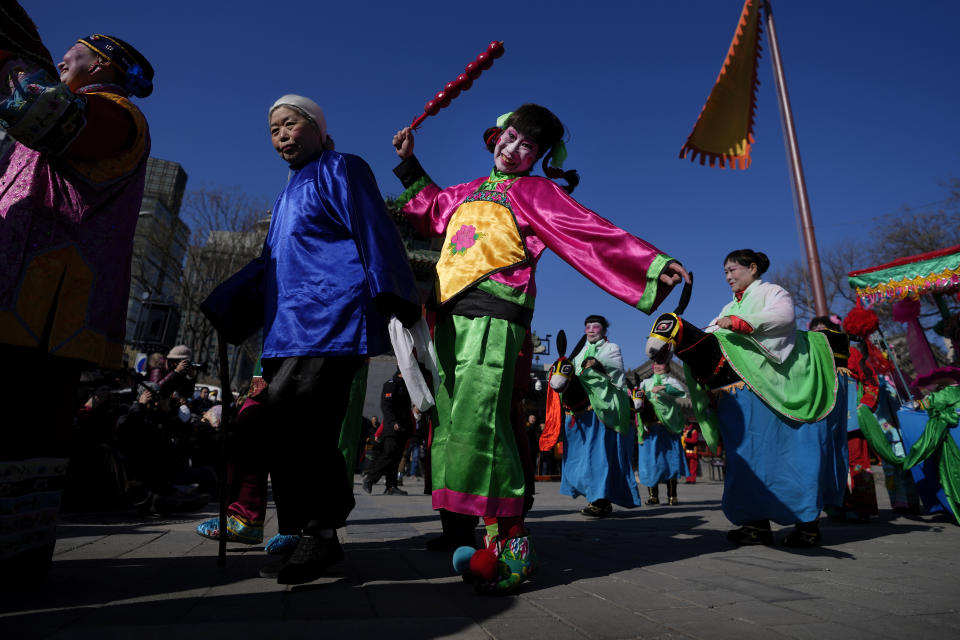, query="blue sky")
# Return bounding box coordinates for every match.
[24,1,960,368]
